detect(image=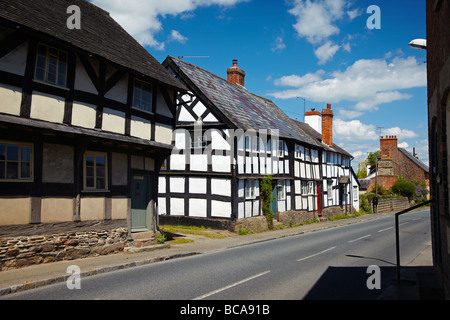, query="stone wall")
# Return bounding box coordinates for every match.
[374,197,410,214]
[0,228,132,270]
[278,210,317,227]
[233,216,269,233]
